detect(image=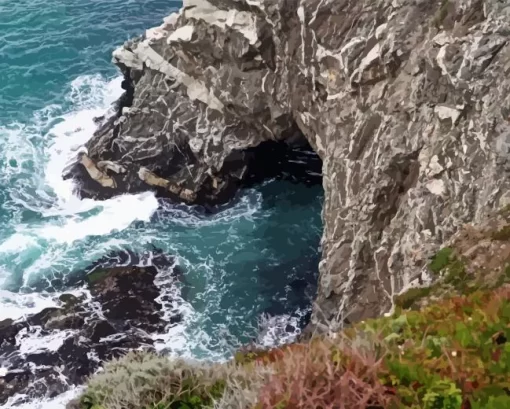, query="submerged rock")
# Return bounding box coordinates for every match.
[69,0,510,333]
[0,251,182,405]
